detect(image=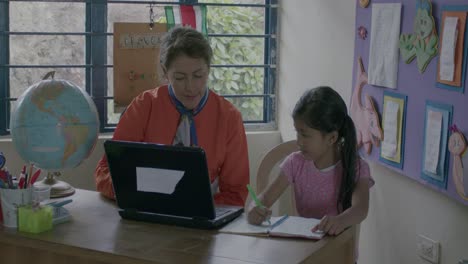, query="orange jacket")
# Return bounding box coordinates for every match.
[94,85,249,206]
